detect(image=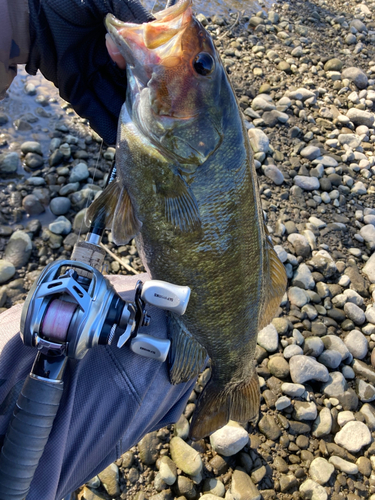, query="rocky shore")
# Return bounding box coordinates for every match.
[2,0,375,499]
